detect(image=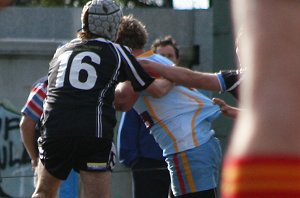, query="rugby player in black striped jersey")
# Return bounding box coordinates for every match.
[32,1,173,197]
